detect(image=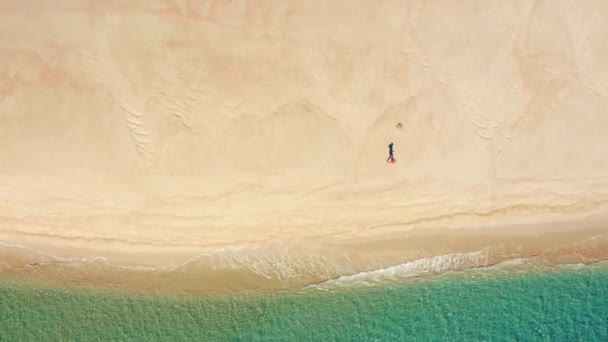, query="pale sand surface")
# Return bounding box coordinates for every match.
[1,1,608,291]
